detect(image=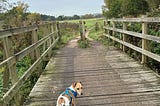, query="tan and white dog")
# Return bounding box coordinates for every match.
[56,82,83,106]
